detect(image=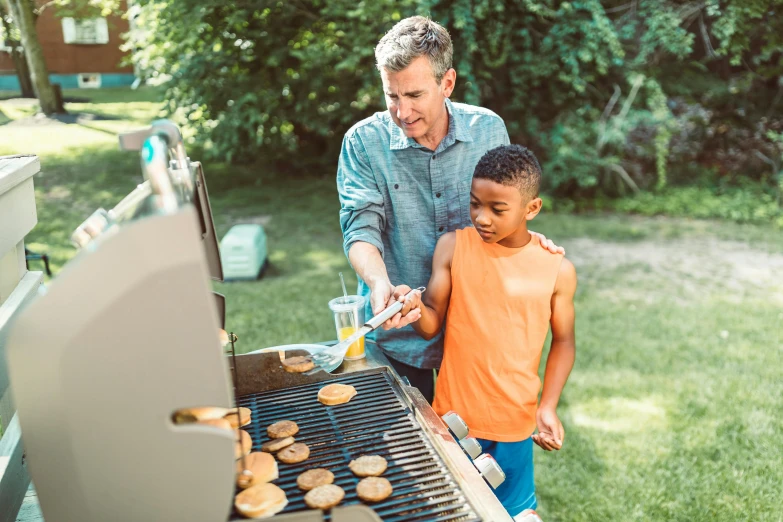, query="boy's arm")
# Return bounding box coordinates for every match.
[534,257,577,451]
[393,232,455,340]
